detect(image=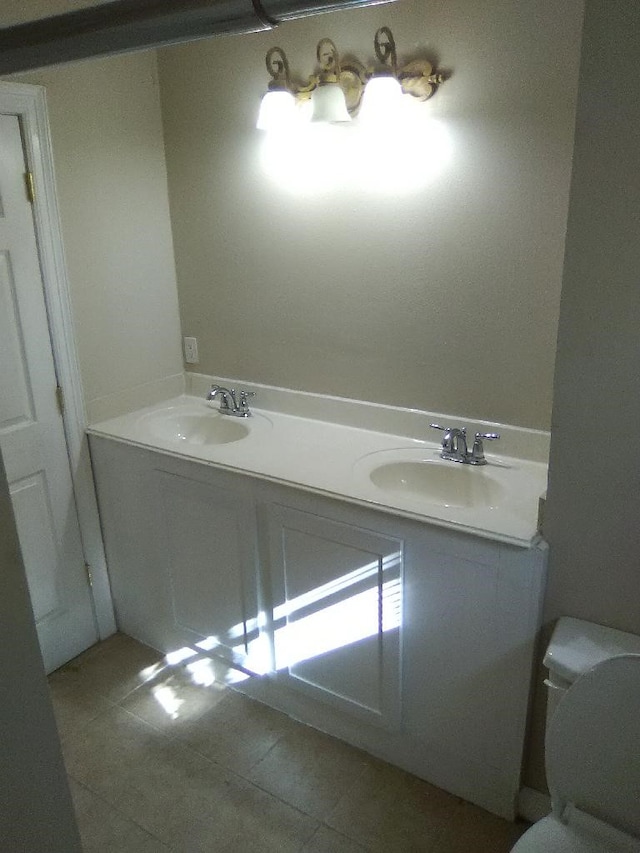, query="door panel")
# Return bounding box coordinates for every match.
[0,112,97,671]
[0,250,35,425]
[158,470,259,668]
[267,503,402,729]
[11,473,62,622]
